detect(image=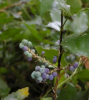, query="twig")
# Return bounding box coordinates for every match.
[0,2,27,13]
[28,49,57,68]
[53,10,64,100]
